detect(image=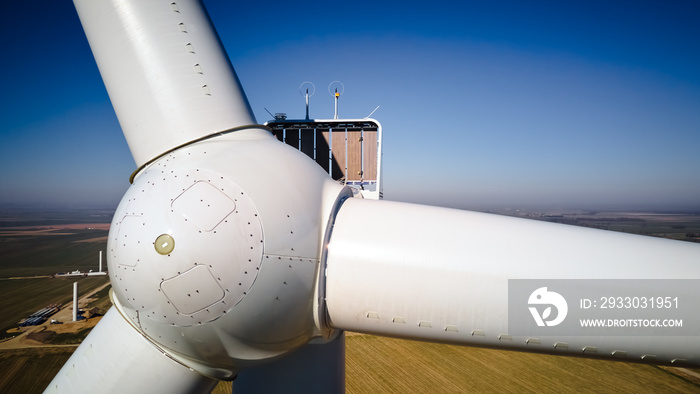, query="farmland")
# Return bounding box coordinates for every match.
[0,209,111,339]
[503,209,700,243]
[345,334,700,393]
[0,276,109,339]
[0,228,108,278]
[0,347,74,393]
[3,330,699,393]
[2,208,700,393]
